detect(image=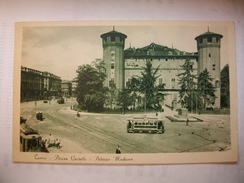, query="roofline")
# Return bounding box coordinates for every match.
[100,30,127,39]
[195,31,223,40]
